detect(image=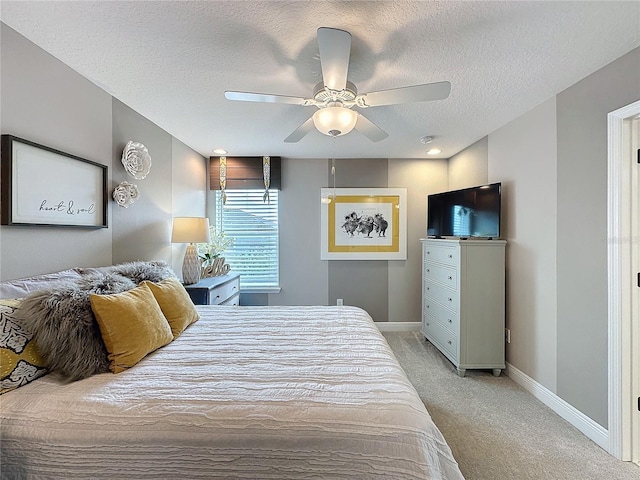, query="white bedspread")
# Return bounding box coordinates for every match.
[1,305,463,479]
